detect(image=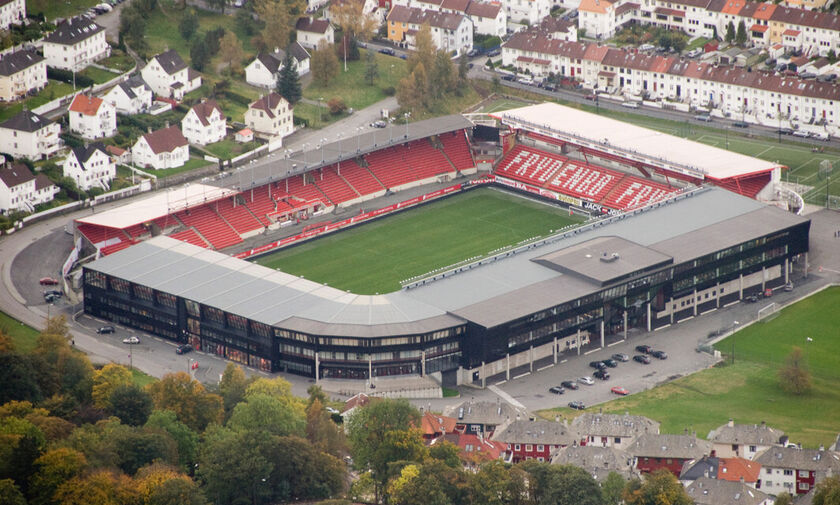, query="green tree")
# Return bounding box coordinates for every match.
[0,479,27,505]
[254,0,305,52]
[775,492,794,505]
[0,352,42,404]
[521,462,603,505]
[108,384,153,427]
[145,410,198,472]
[429,441,461,469]
[219,30,246,74]
[311,41,340,86]
[725,21,735,43]
[365,48,379,85]
[147,477,208,505]
[735,20,747,46]
[92,364,133,410]
[179,9,199,40]
[112,427,178,475]
[397,62,428,113]
[228,393,306,437]
[469,461,528,505]
[120,4,148,51]
[813,475,840,505]
[0,416,47,491]
[431,50,457,99]
[779,346,811,395]
[269,435,346,500]
[306,398,346,457]
[206,0,227,11]
[29,448,87,505]
[389,464,450,505]
[276,51,303,105]
[147,373,223,432]
[602,471,626,505]
[623,469,692,505]
[32,319,94,404]
[197,427,274,505]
